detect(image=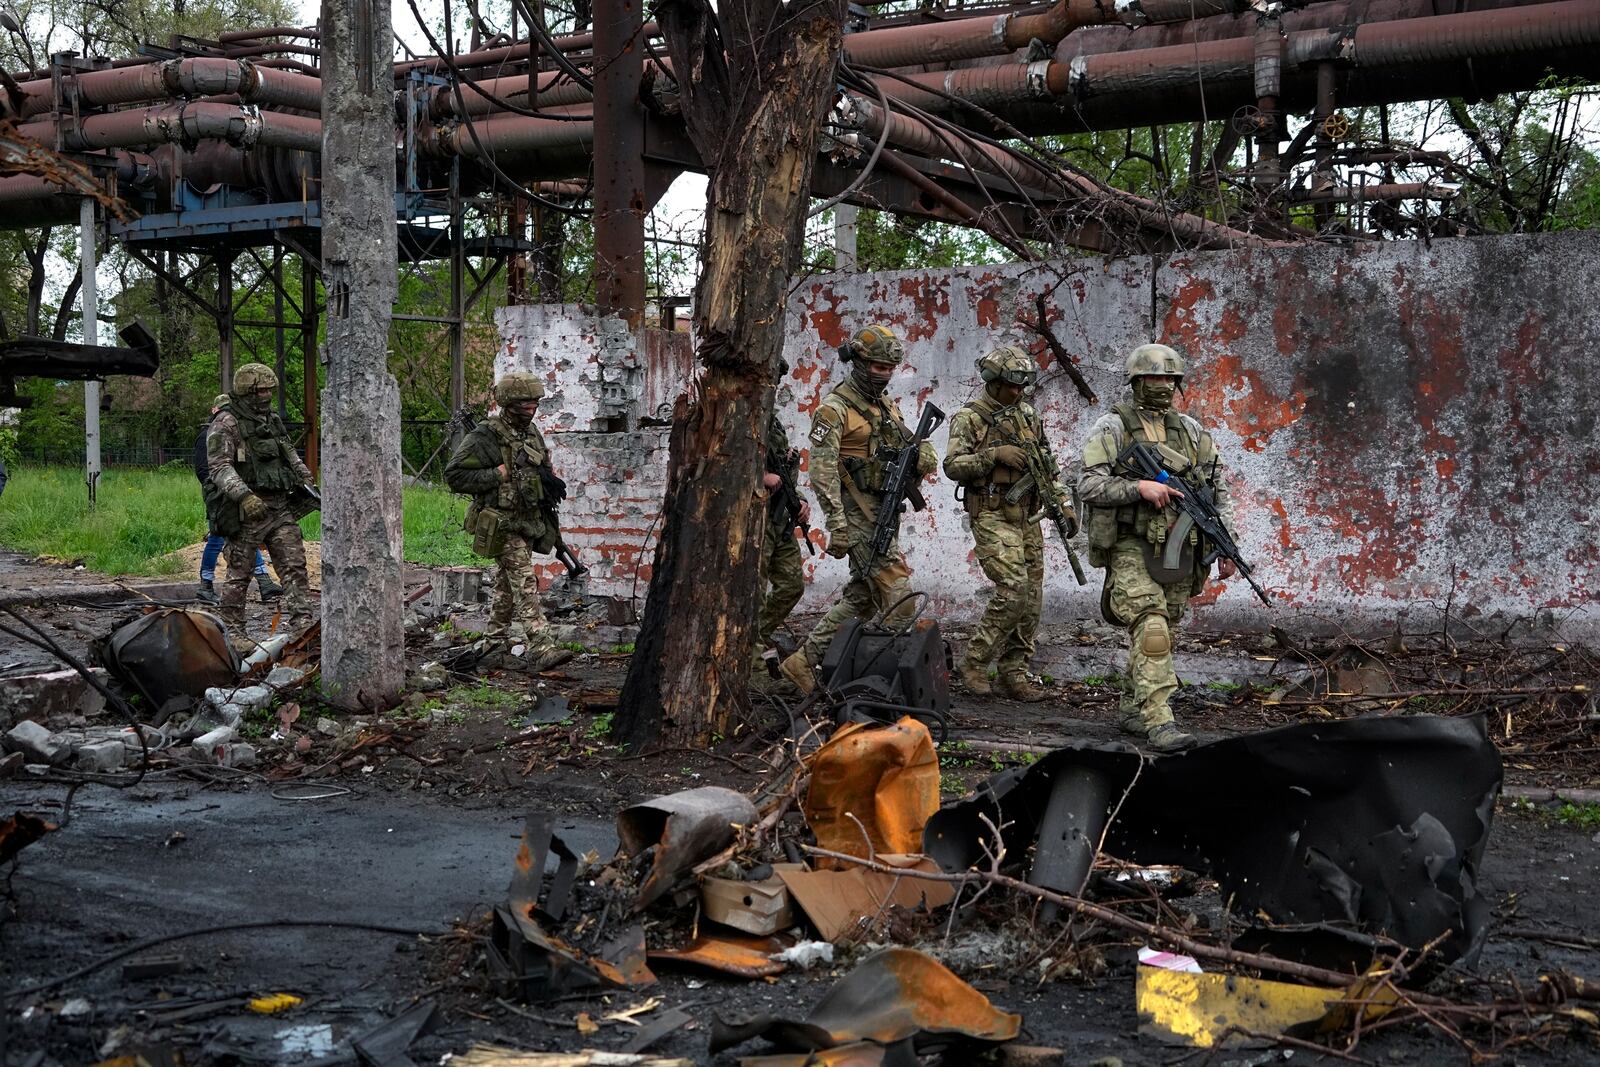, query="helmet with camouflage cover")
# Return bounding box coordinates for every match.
[232,363,279,393]
[212,393,231,410]
[493,372,546,404]
[977,345,1036,388]
[839,323,905,365]
[1123,343,1185,385]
